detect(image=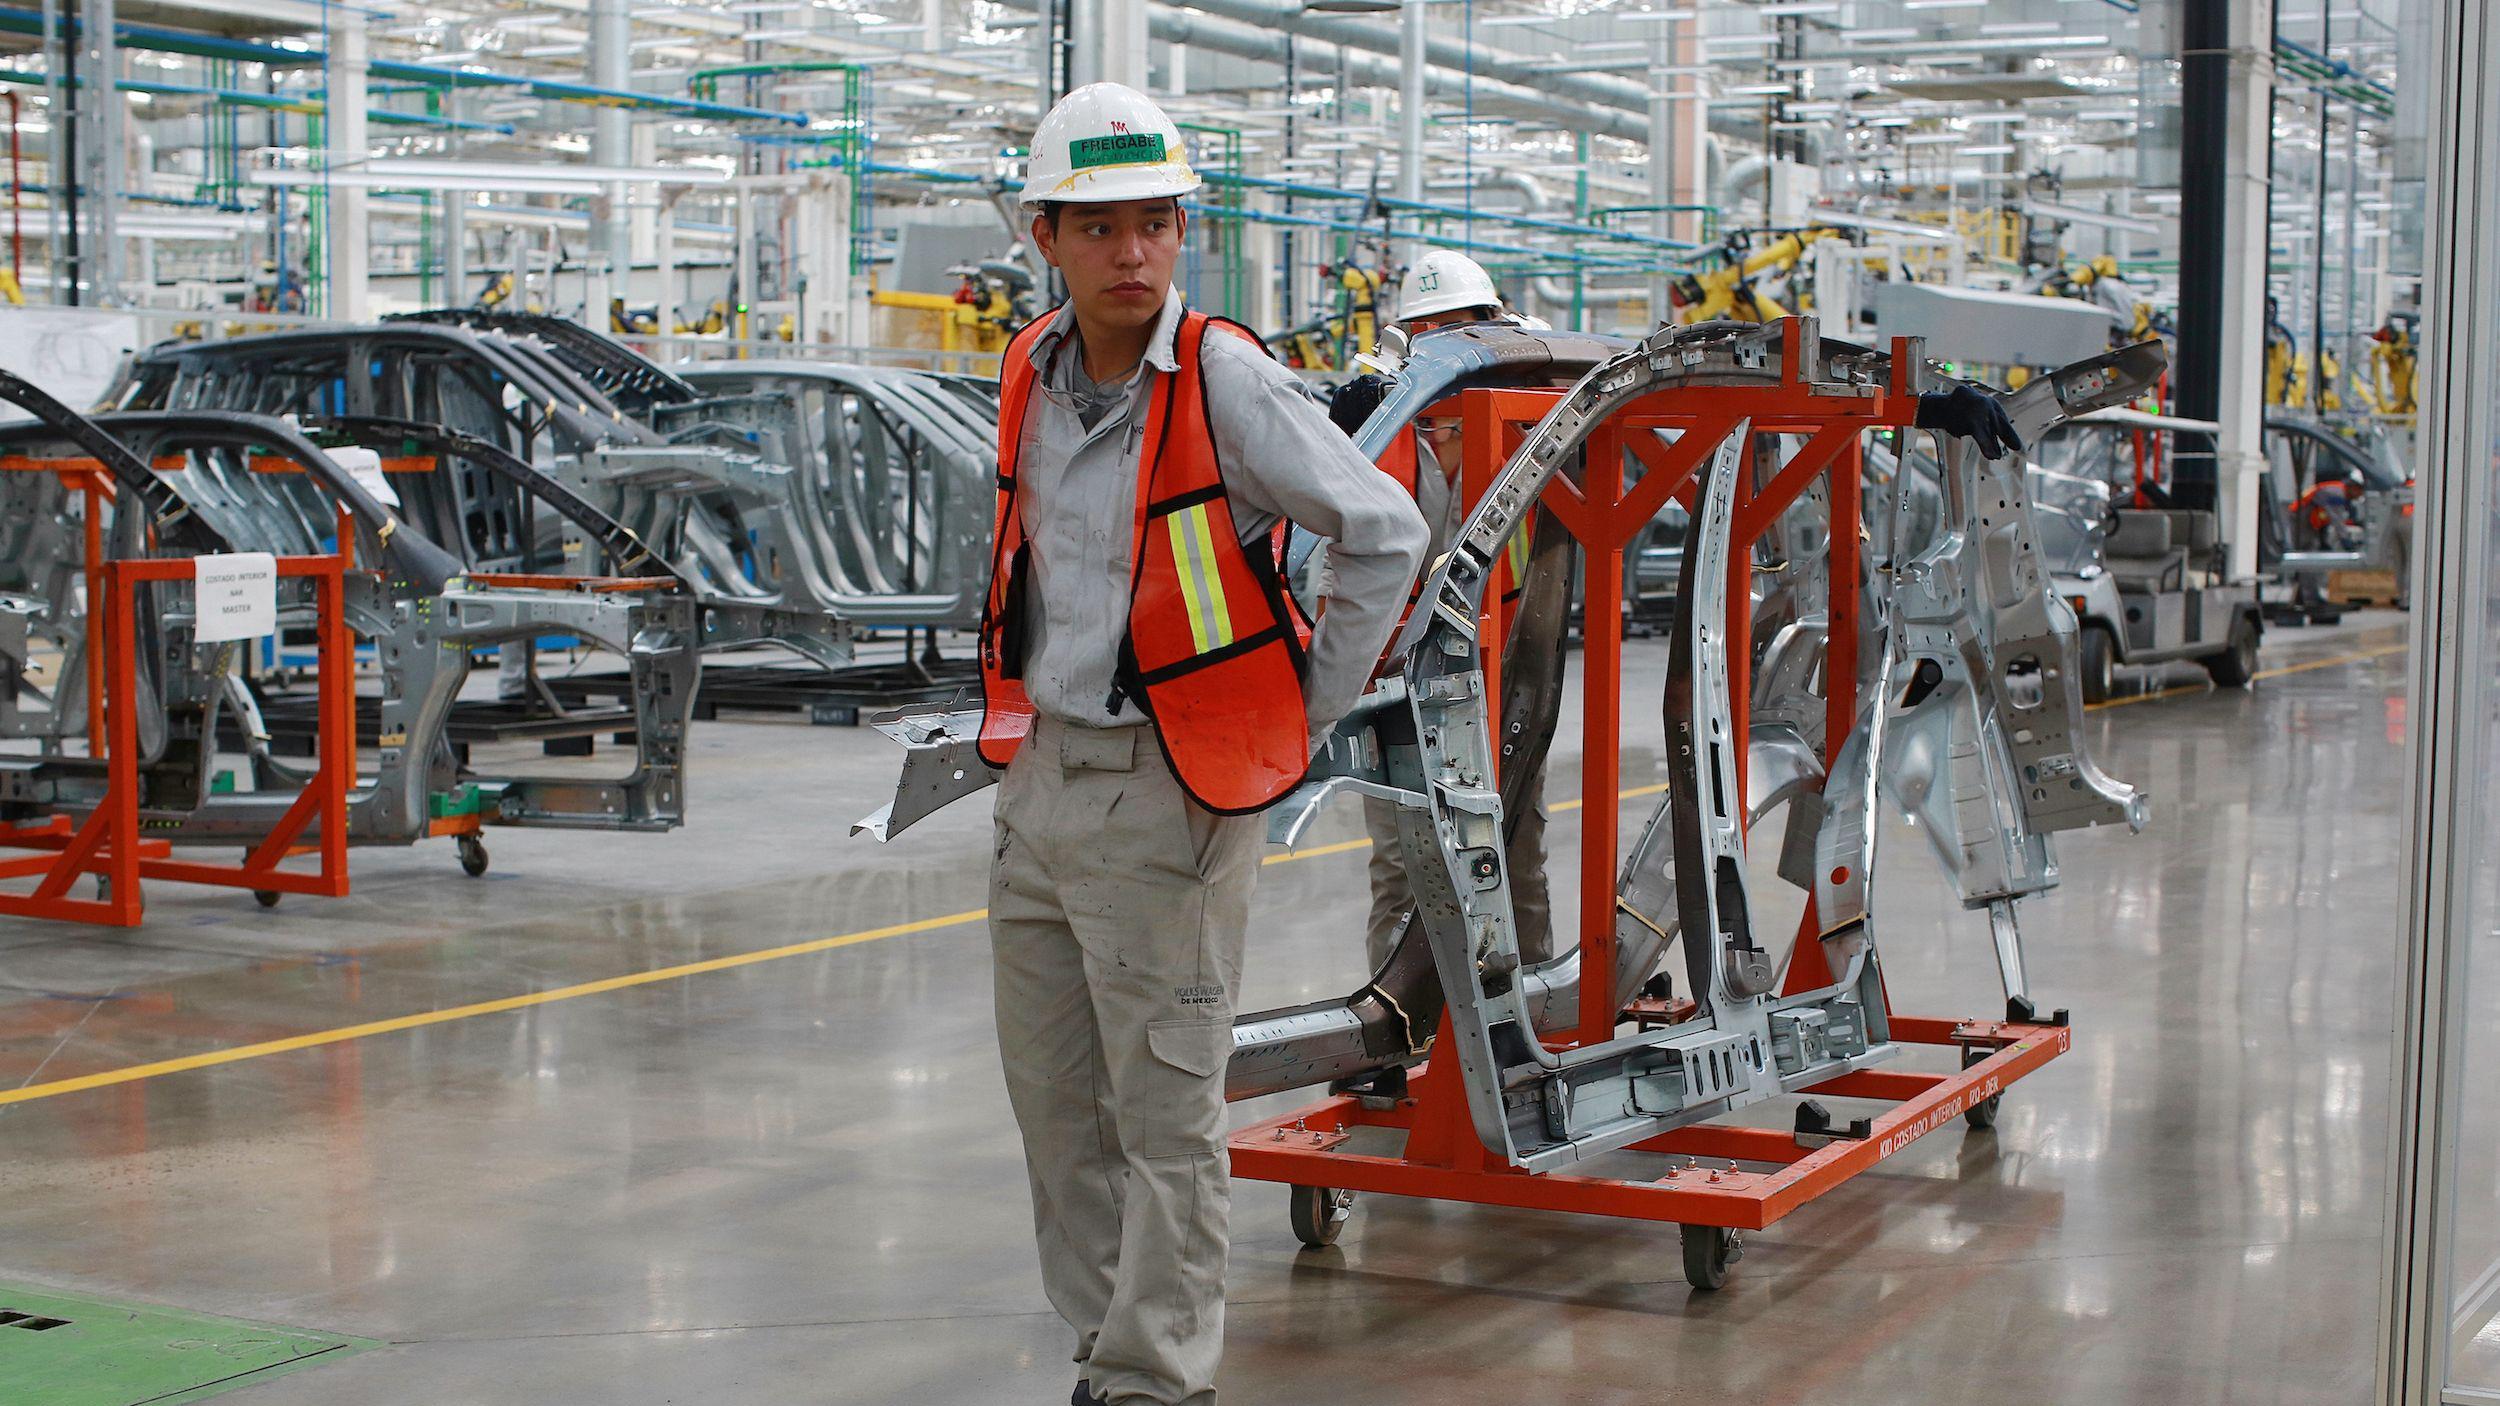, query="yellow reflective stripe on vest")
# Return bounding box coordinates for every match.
[1505,526,1531,582]
[1168,502,1237,654]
